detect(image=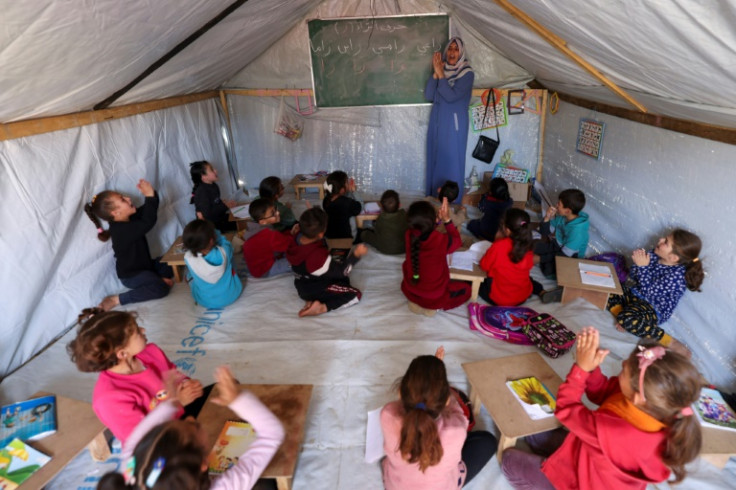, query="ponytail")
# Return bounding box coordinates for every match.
[84,191,118,242]
[406,201,437,285]
[671,229,704,291]
[397,355,451,472]
[663,413,702,483]
[489,177,510,202]
[504,208,533,263]
[189,161,209,205]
